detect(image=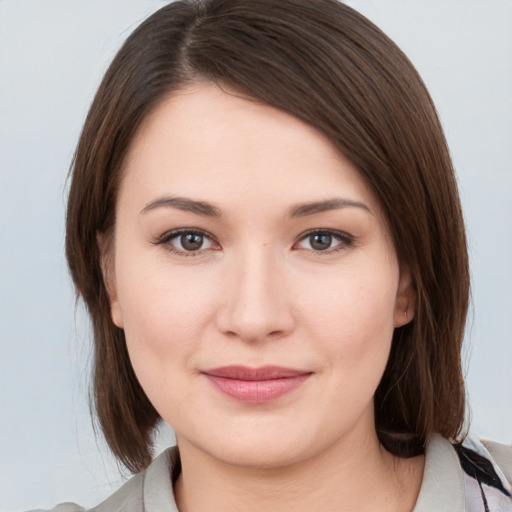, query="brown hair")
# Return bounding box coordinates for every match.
[66,0,469,473]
